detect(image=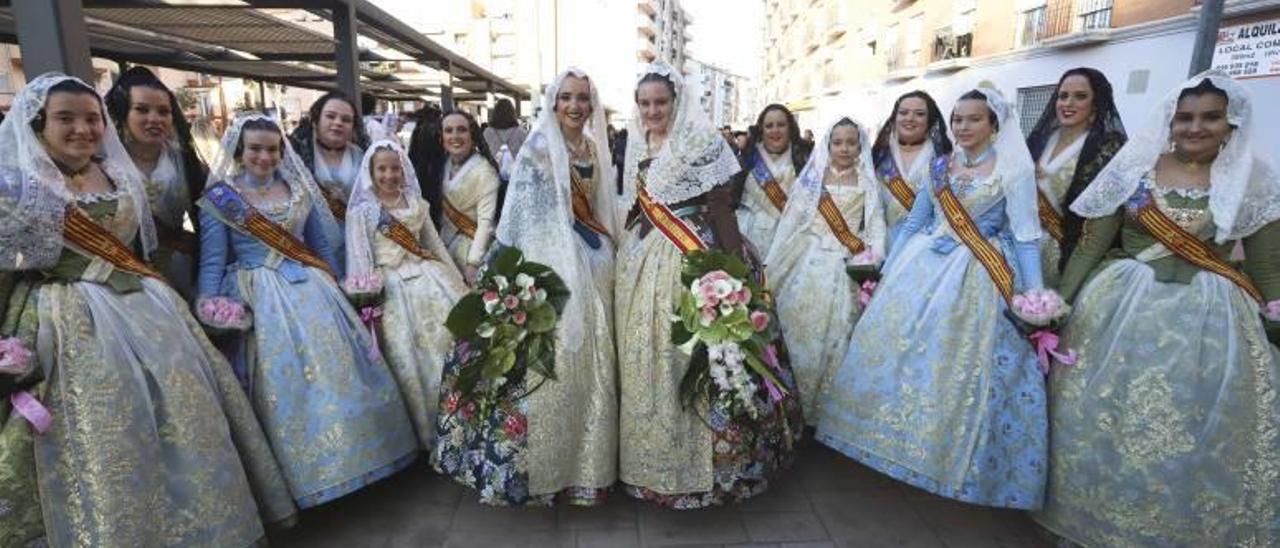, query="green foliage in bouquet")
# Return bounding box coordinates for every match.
[445,247,571,412]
